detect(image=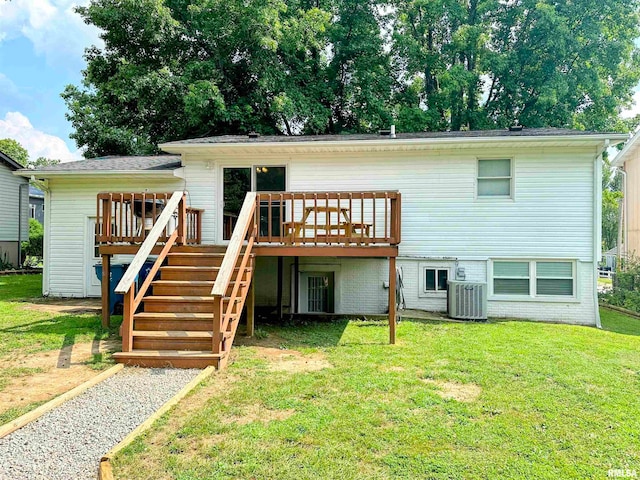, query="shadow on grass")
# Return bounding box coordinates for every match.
[0,313,122,366]
[239,319,350,348]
